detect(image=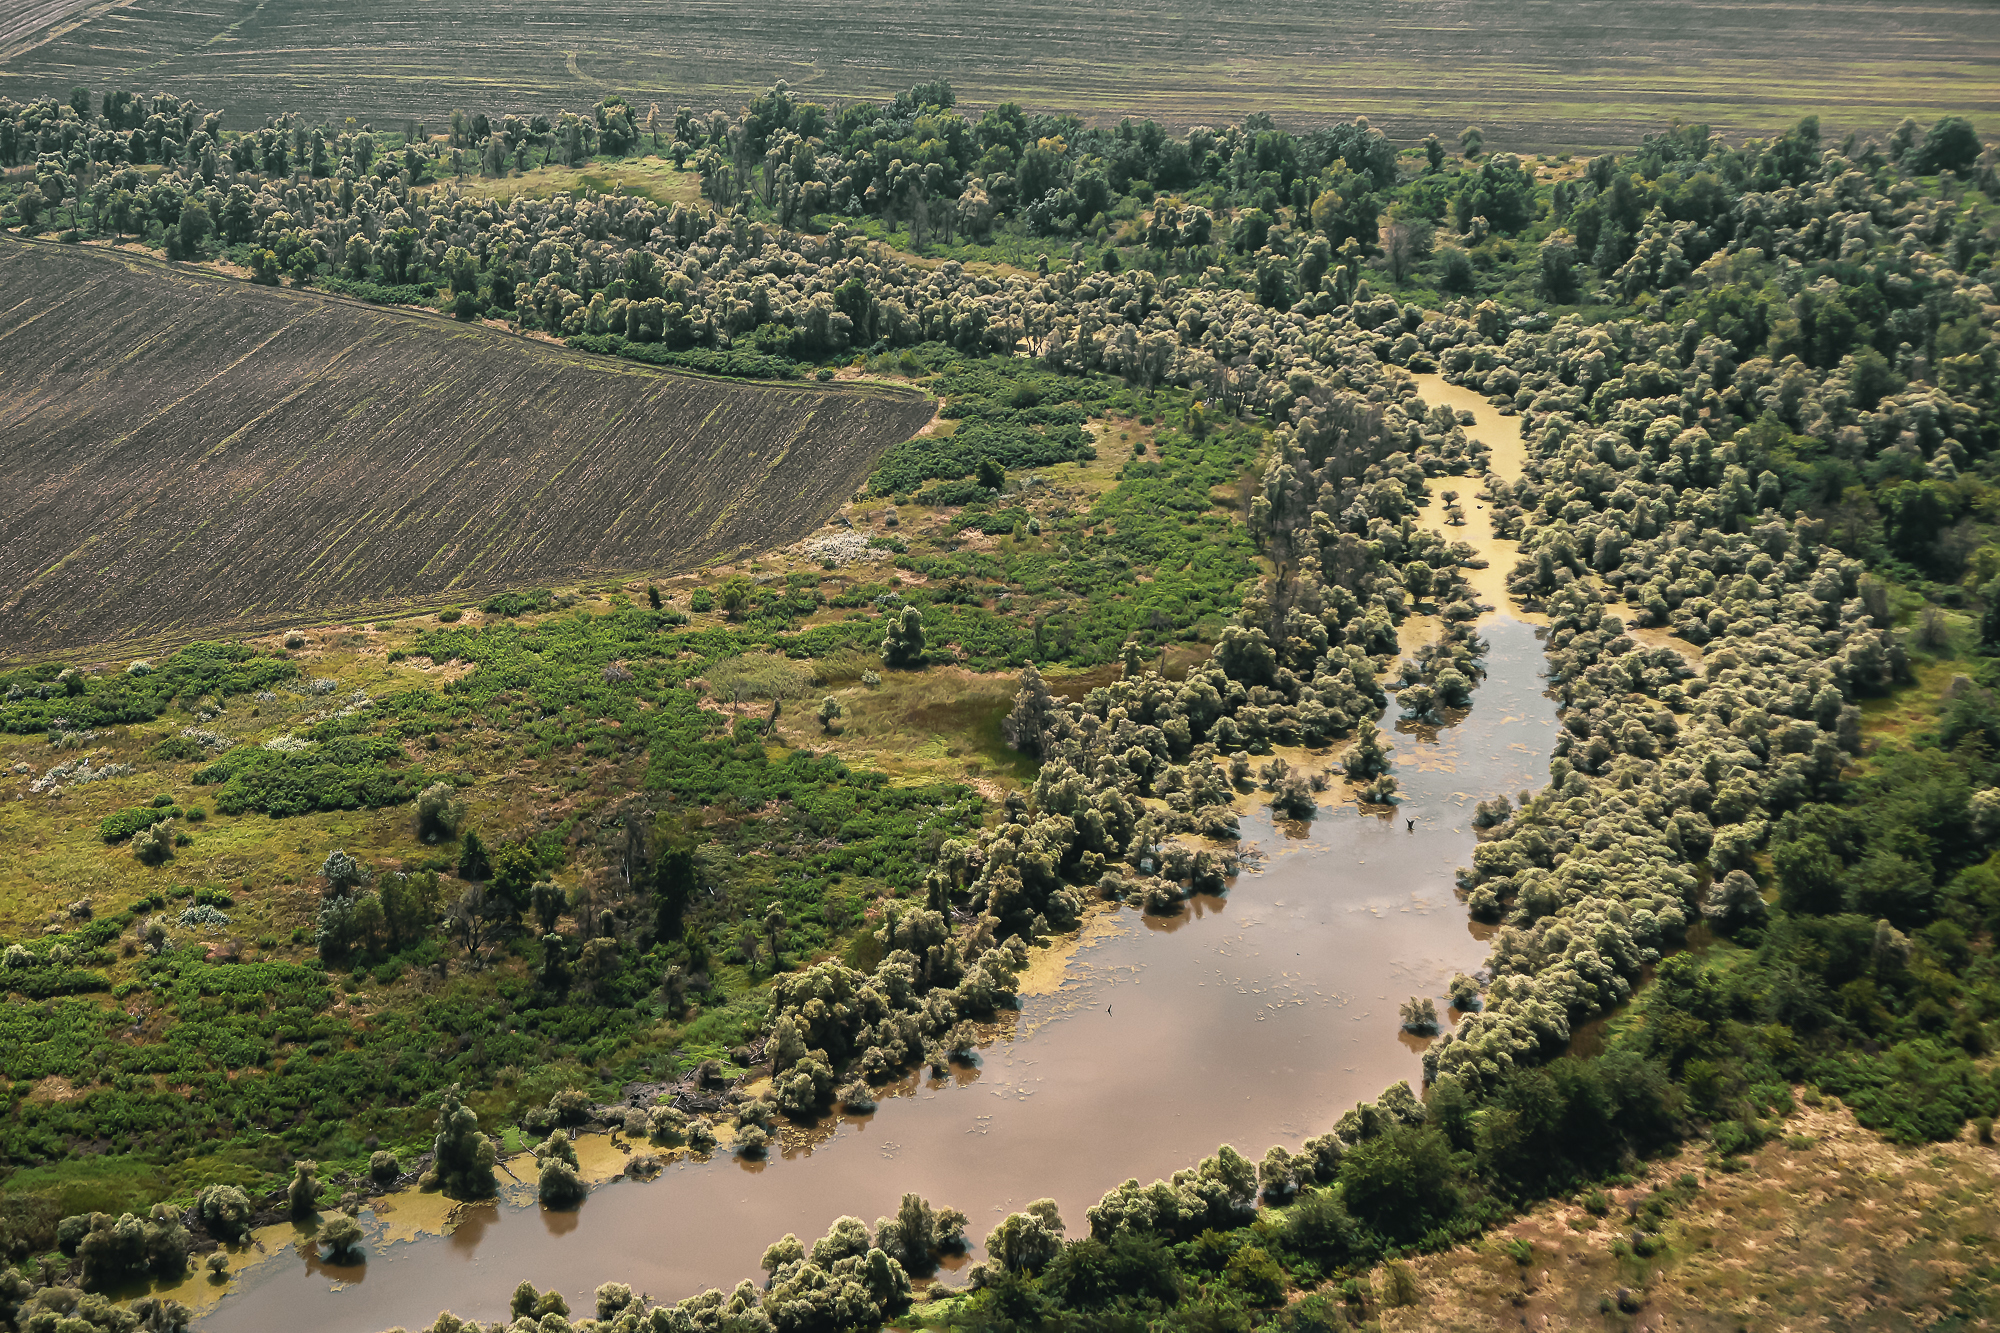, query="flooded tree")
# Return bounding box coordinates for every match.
[985,1200,1064,1273]
[873,1194,969,1274]
[318,1215,364,1263]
